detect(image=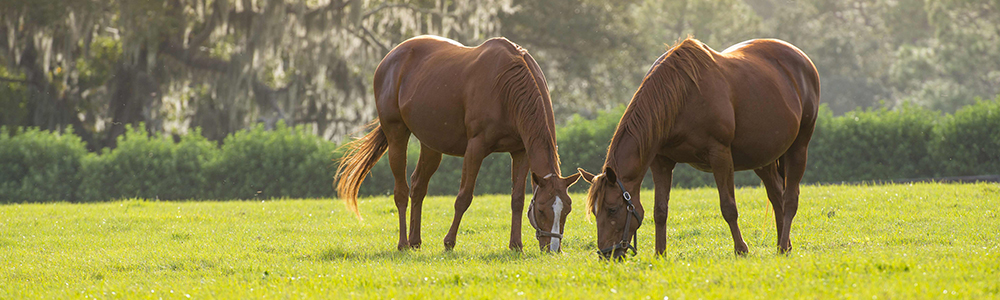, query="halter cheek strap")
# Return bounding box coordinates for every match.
[598,178,642,258]
[526,174,563,239]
